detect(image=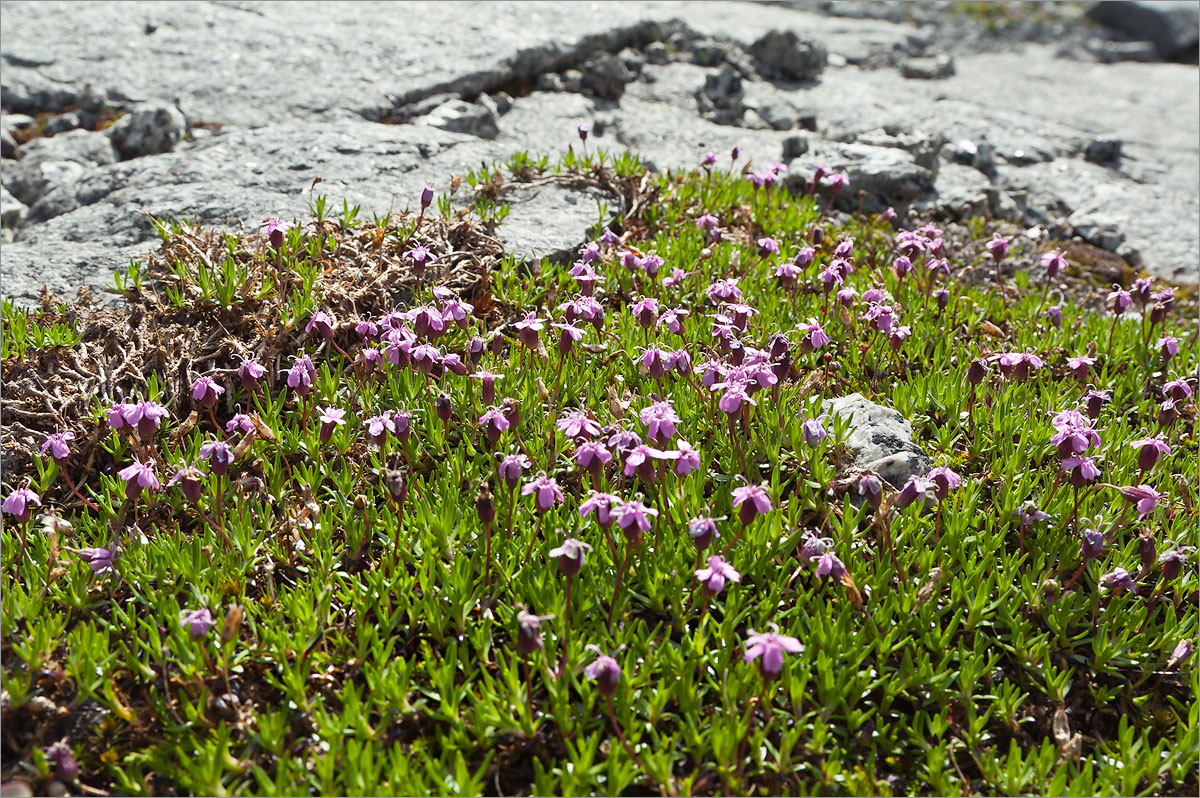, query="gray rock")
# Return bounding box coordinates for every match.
[822,393,932,490]
[789,144,934,213]
[106,103,187,159]
[899,53,956,79]
[1,128,15,160]
[698,64,746,125]
[618,47,645,75]
[561,69,585,94]
[0,73,77,115]
[748,29,827,81]
[1069,209,1127,251]
[1,185,28,229]
[1,115,36,132]
[1086,0,1200,59]
[928,162,992,220]
[42,112,82,138]
[753,100,816,131]
[498,184,611,264]
[491,92,514,114]
[690,38,732,67]
[78,84,108,114]
[1086,37,1162,61]
[414,99,500,139]
[536,72,565,92]
[645,41,670,64]
[1084,137,1123,164]
[580,52,635,100]
[782,134,809,160]
[4,129,118,205]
